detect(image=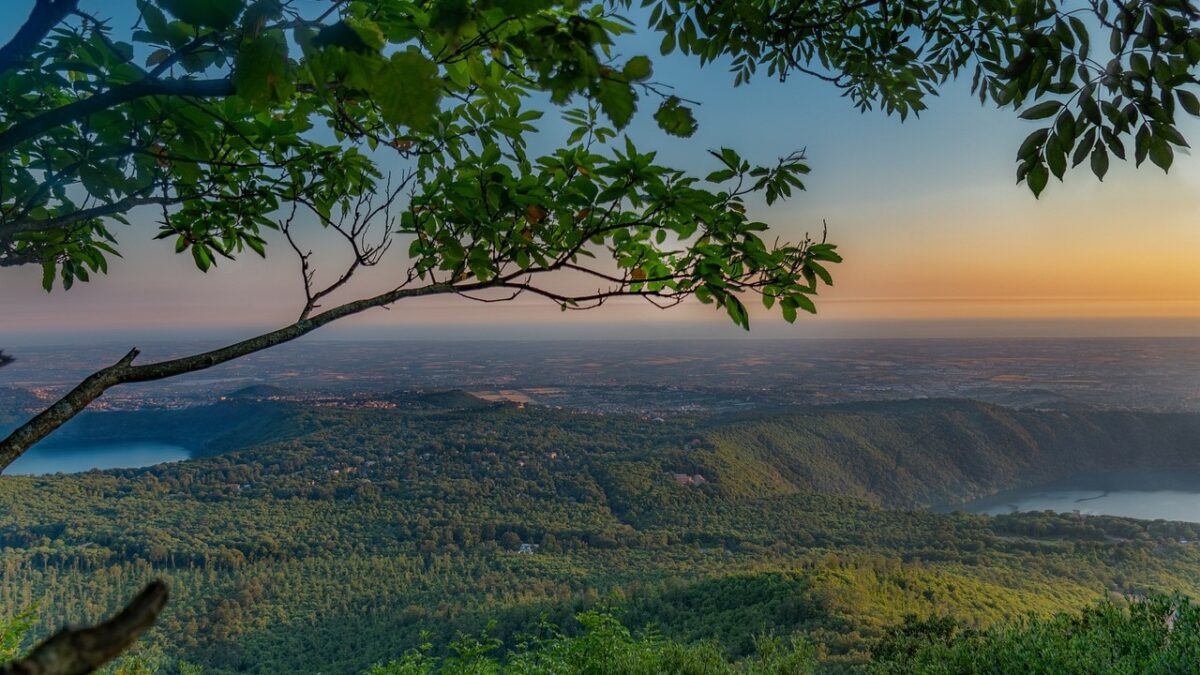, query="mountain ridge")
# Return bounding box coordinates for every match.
[692,398,1200,507]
